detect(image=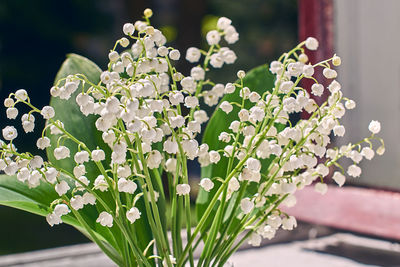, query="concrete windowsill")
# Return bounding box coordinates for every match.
[1,225,399,266]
